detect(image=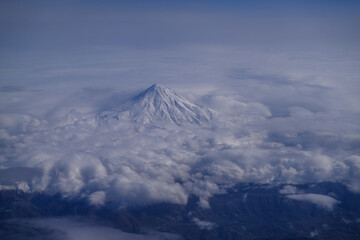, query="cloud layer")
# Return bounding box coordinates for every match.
[0,67,359,208]
[4,218,182,240]
[0,1,359,210]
